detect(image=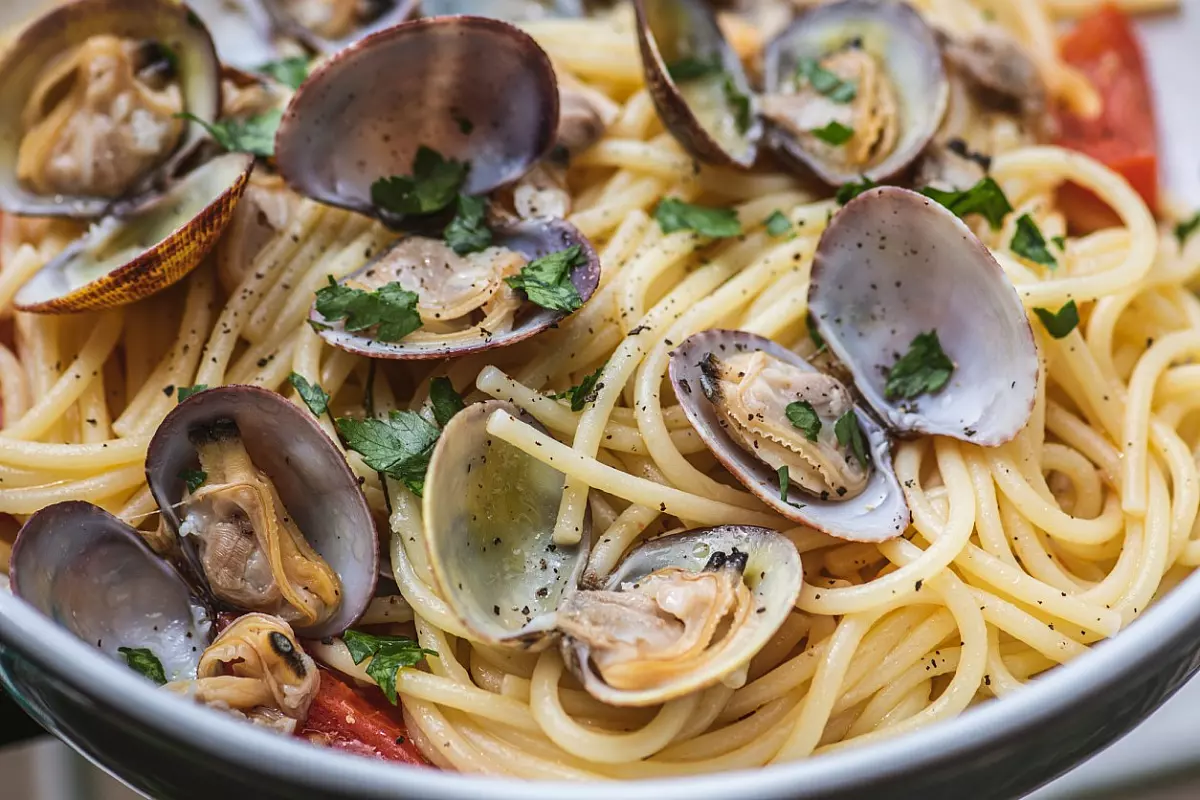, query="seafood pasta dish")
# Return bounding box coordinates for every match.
[0,0,1196,779]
